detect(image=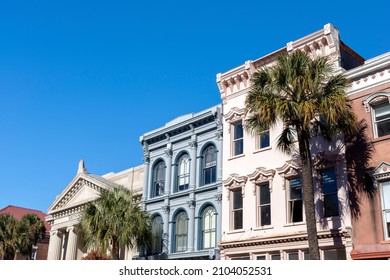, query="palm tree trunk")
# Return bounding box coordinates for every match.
[111,239,120,260]
[298,131,320,260]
